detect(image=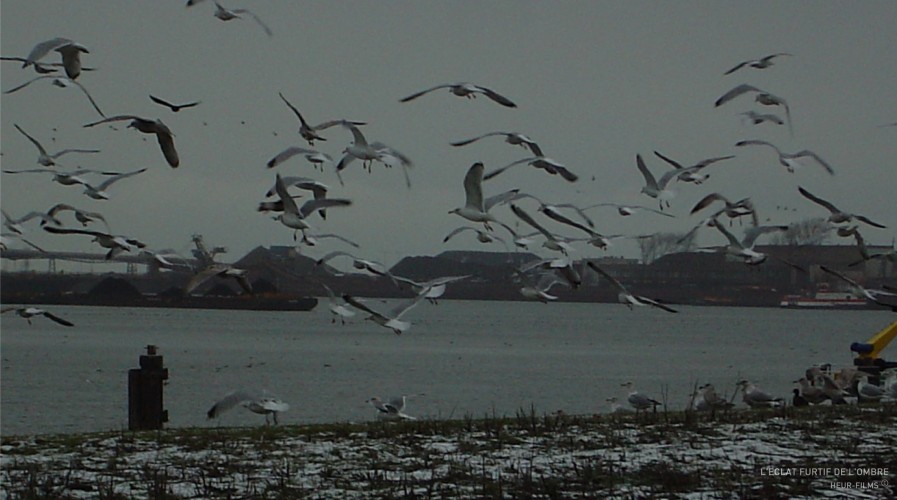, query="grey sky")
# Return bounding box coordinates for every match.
[2,1,895,271]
